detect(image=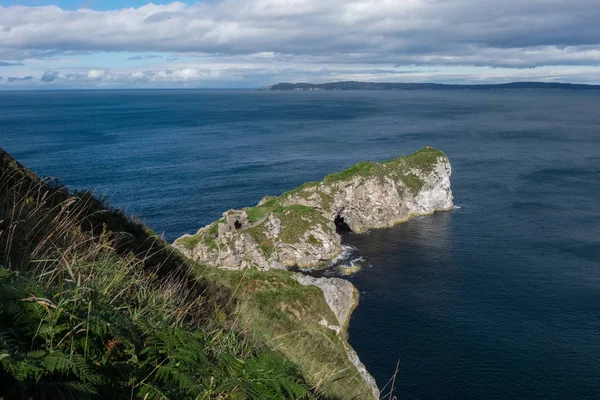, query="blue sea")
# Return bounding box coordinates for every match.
[2,89,599,399]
